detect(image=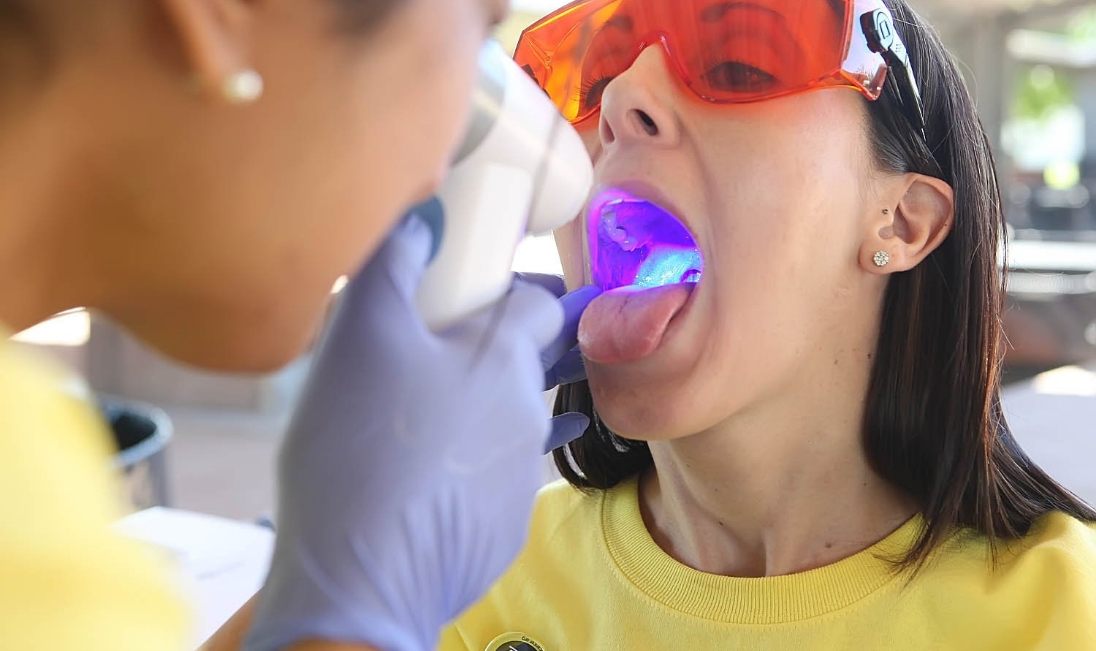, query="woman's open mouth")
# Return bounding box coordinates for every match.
[588,188,704,291]
[579,187,704,365]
